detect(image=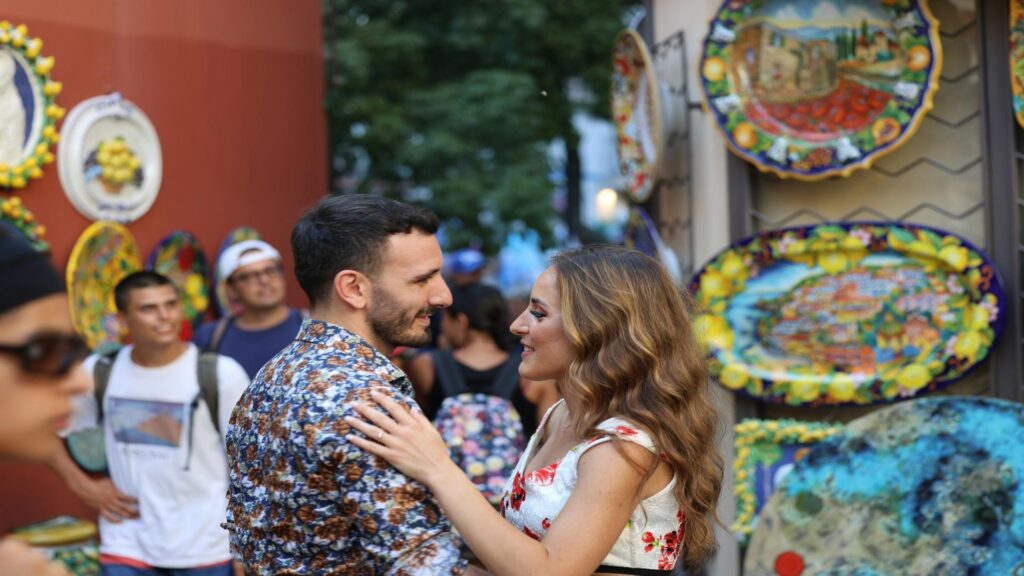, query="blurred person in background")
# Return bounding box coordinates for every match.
[0,225,91,575]
[194,239,303,379]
